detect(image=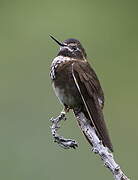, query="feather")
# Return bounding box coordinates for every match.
[71,61,113,152]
